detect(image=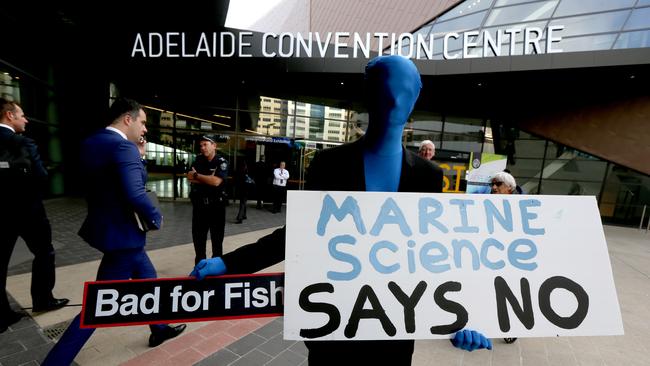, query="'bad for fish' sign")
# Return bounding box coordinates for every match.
[284,191,623,340]
[81,274,284,328]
